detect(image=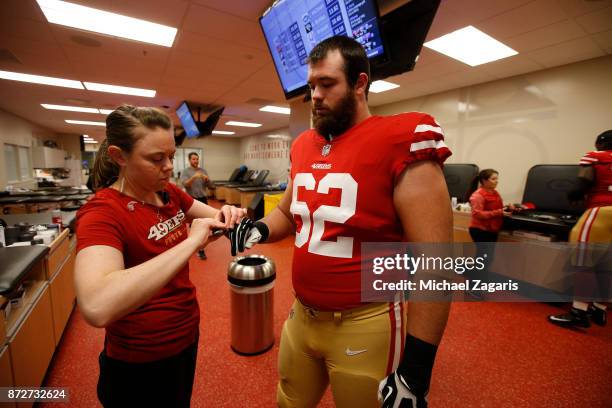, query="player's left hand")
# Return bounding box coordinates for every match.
[227,218,269,256]
[378,372,427,408]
